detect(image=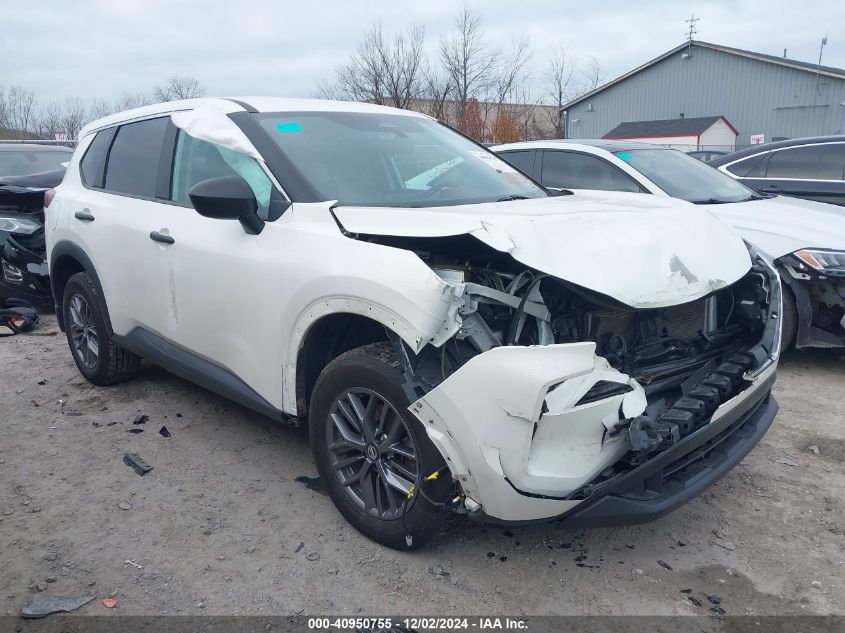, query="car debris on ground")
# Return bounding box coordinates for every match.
[21,594,94,618]
[122,452,153,476]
